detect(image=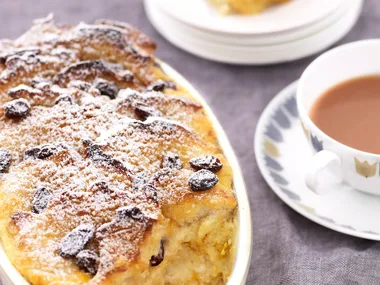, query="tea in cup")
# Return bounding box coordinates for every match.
[297,40,380,195]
